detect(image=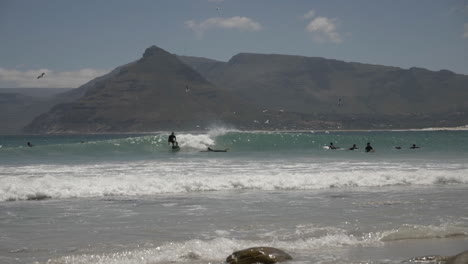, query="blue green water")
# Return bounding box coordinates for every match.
[1,130,467,264]
[1,130,467,164]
